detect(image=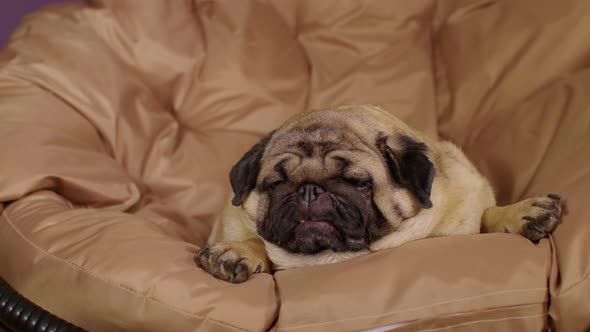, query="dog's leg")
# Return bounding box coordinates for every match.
[196,202,271,283]
[481,194,563,242]
[197,237,270,283]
